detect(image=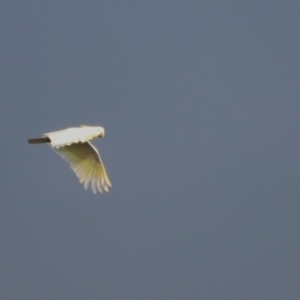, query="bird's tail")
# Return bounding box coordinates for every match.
[27,137,50,144]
